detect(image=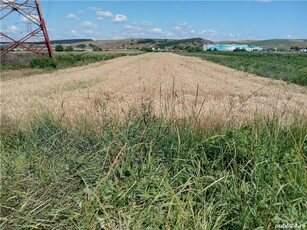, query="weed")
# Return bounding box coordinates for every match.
[29,57,56,69]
